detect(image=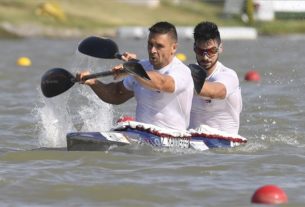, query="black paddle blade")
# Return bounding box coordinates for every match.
[78,36,119,59]
[123,61,151,81]
[41,68,76,98]
[188,64,207,94]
